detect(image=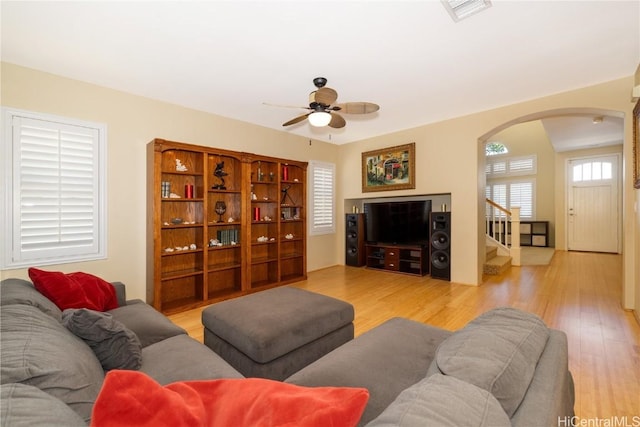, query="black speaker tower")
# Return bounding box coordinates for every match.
[345,213,366,267]
[430,212,451,281]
